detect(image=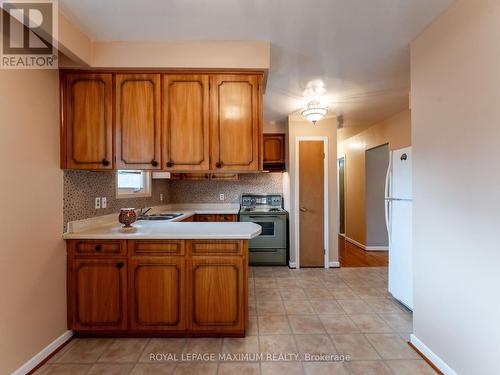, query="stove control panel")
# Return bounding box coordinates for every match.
[241,194,282,208]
